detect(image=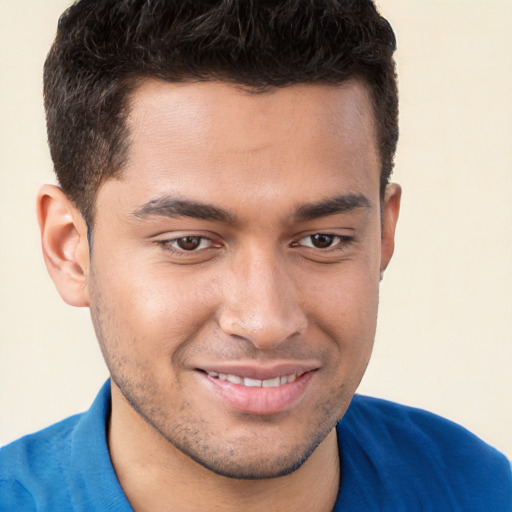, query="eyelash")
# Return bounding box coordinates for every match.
[156,236,219,256]
[292,233,354,251]
[155,233,355,257]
